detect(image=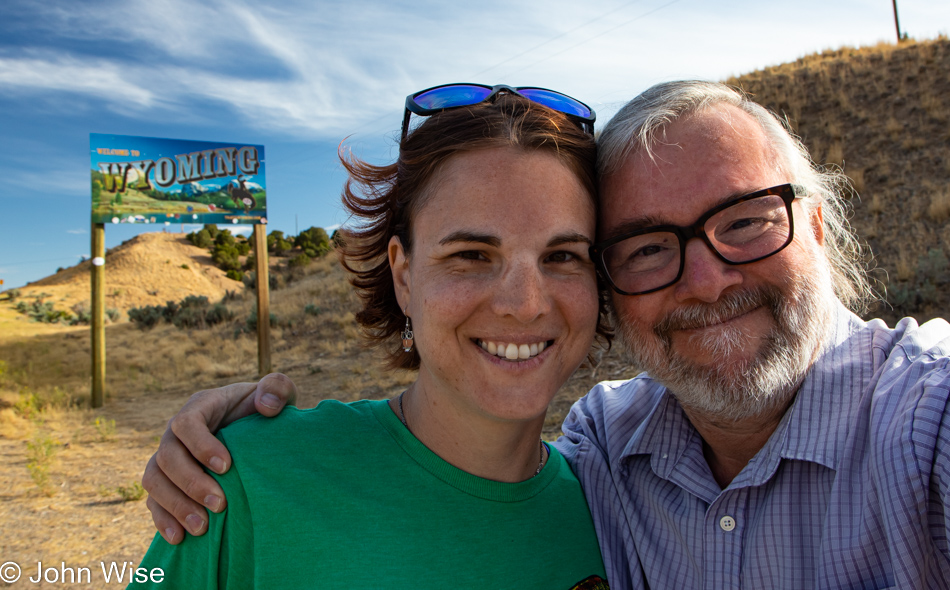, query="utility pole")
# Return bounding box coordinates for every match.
[892,0,903,43]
